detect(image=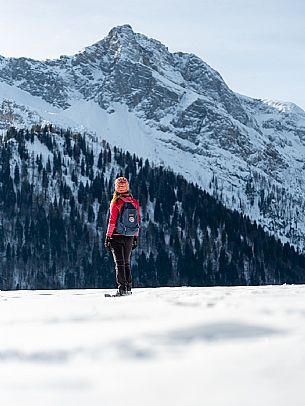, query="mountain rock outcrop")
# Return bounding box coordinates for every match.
[1,25,305,249]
